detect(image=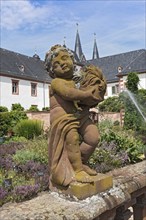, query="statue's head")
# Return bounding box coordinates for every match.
[44,45,74,79]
